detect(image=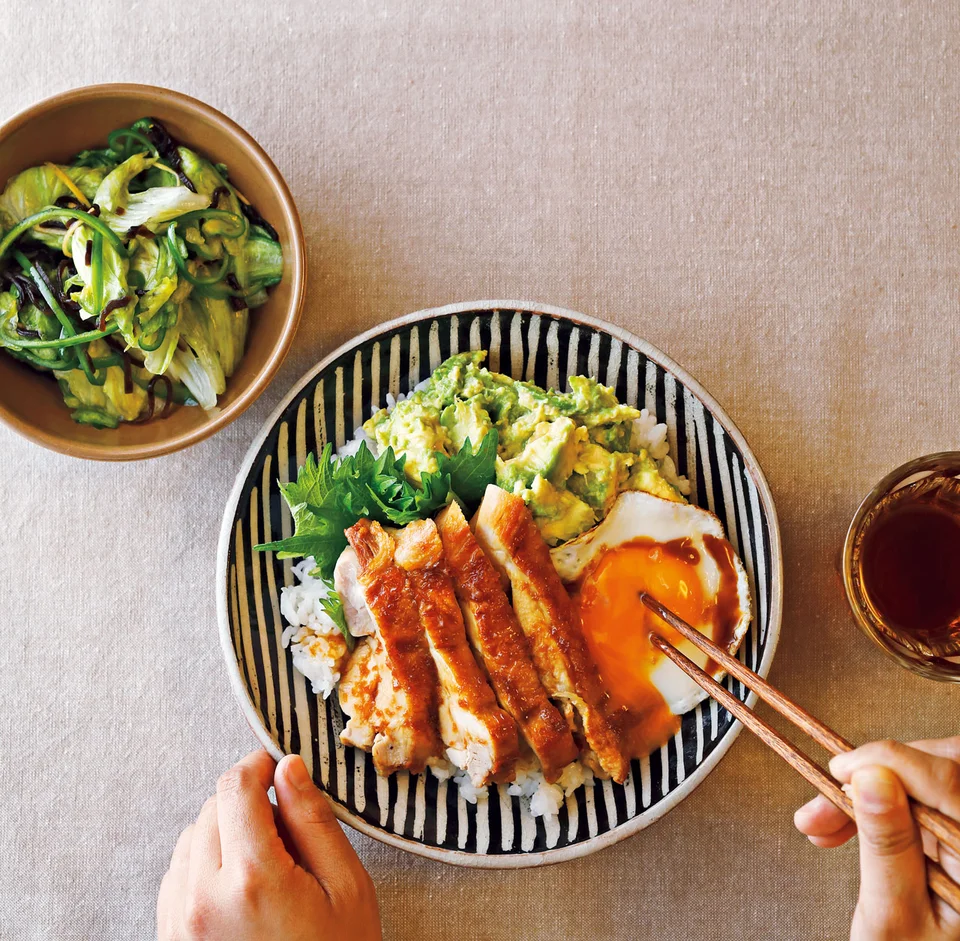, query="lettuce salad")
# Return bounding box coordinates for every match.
[0,119,284,427]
